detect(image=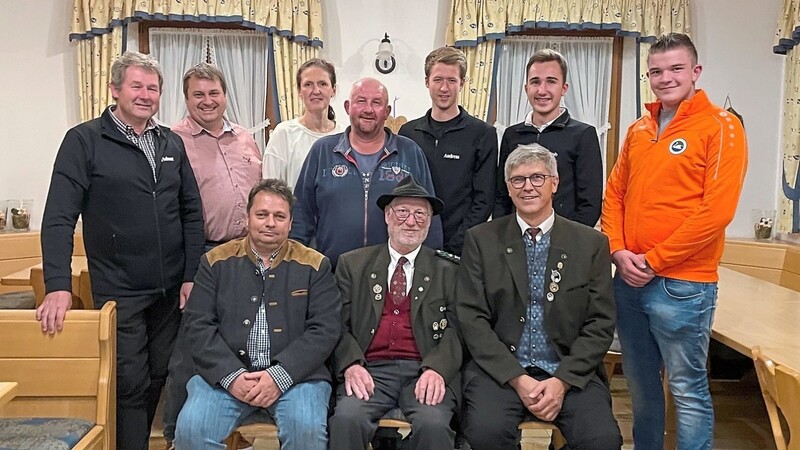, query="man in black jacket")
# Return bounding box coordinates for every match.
[399,46,497,255]
[493,49,603,227]
[37,51,205,450]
